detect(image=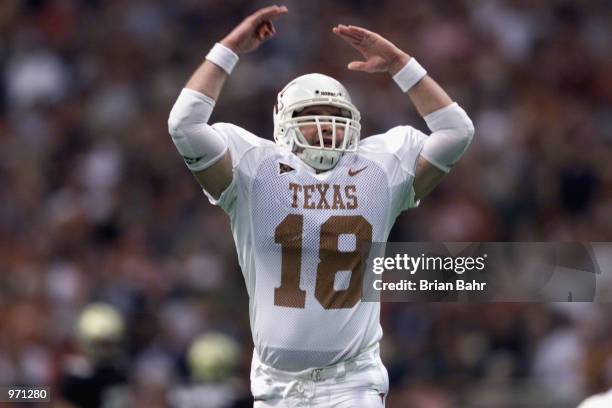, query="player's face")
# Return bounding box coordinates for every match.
[294,105,347,148]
